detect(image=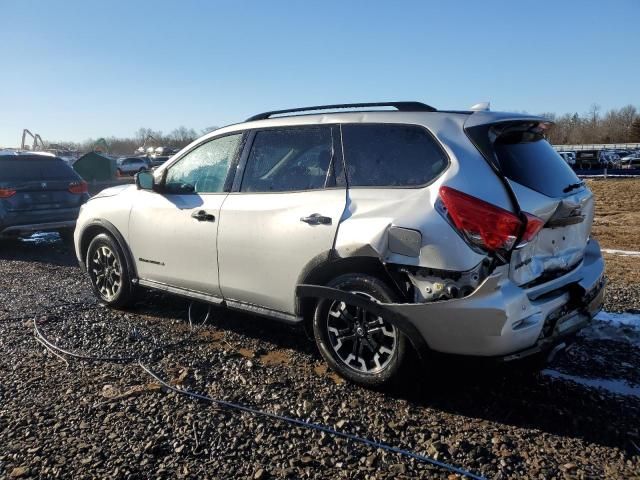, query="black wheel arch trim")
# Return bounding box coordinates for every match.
[296,284,429,360]
[79,219,138,279]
